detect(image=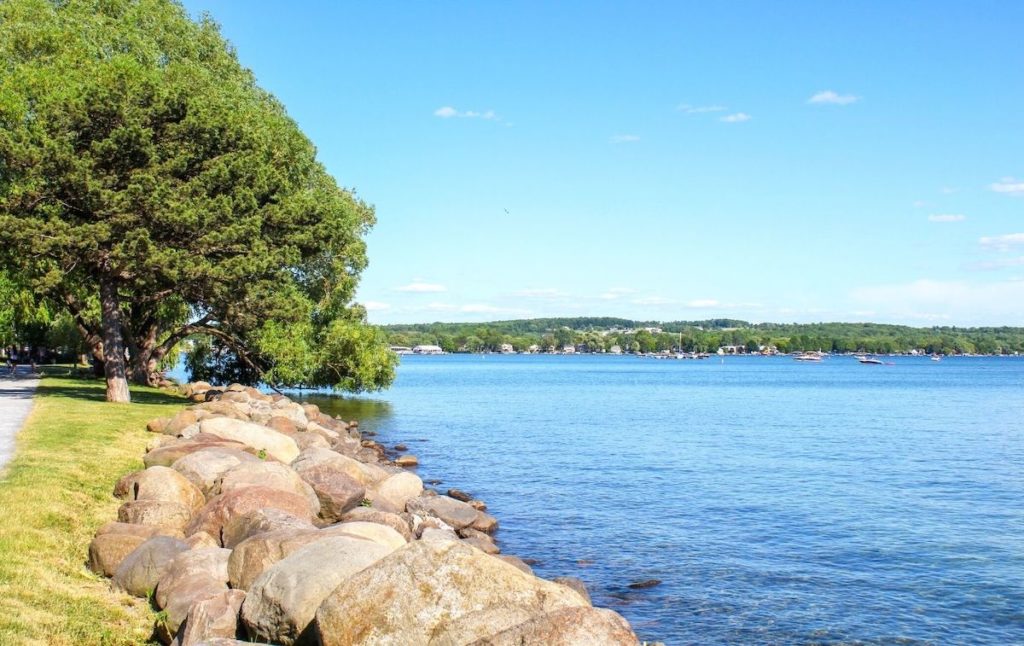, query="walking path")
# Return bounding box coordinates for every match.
[0,367,40,474]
